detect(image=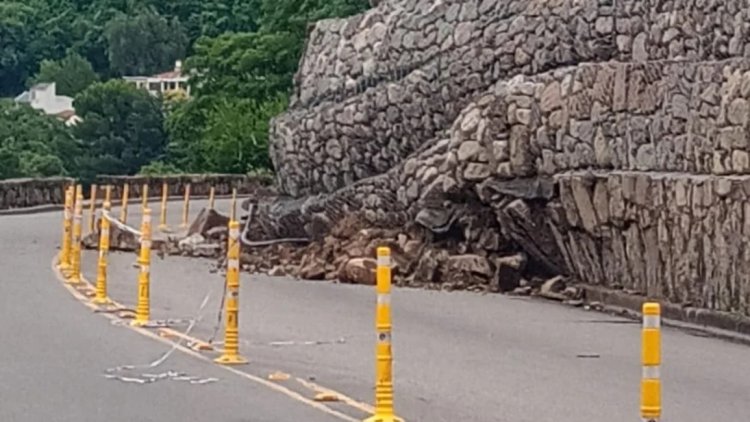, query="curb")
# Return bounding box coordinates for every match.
[0,204,64,216]
[580,284,750,346]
